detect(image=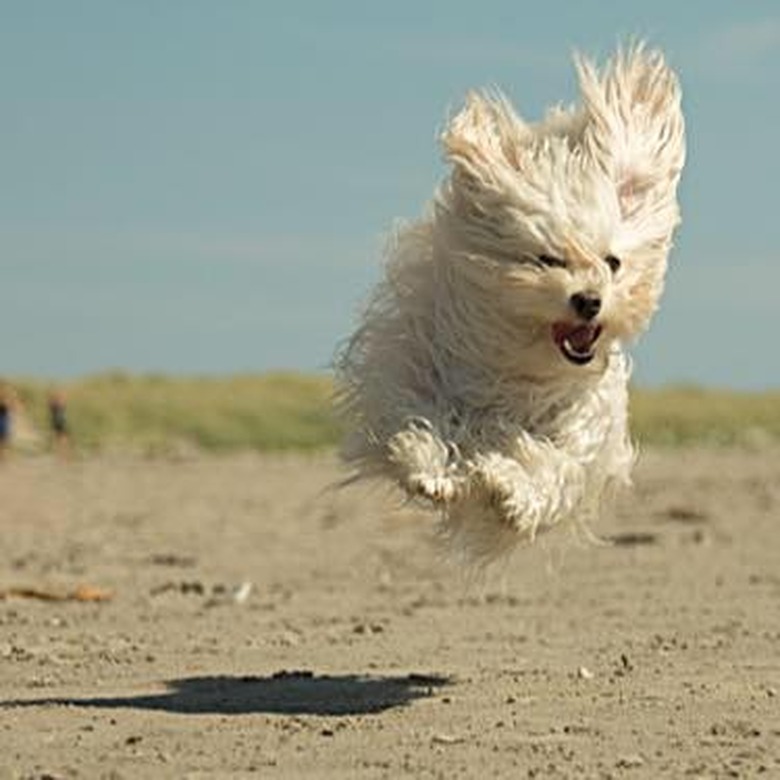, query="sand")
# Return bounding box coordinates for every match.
[0,448,778,778]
